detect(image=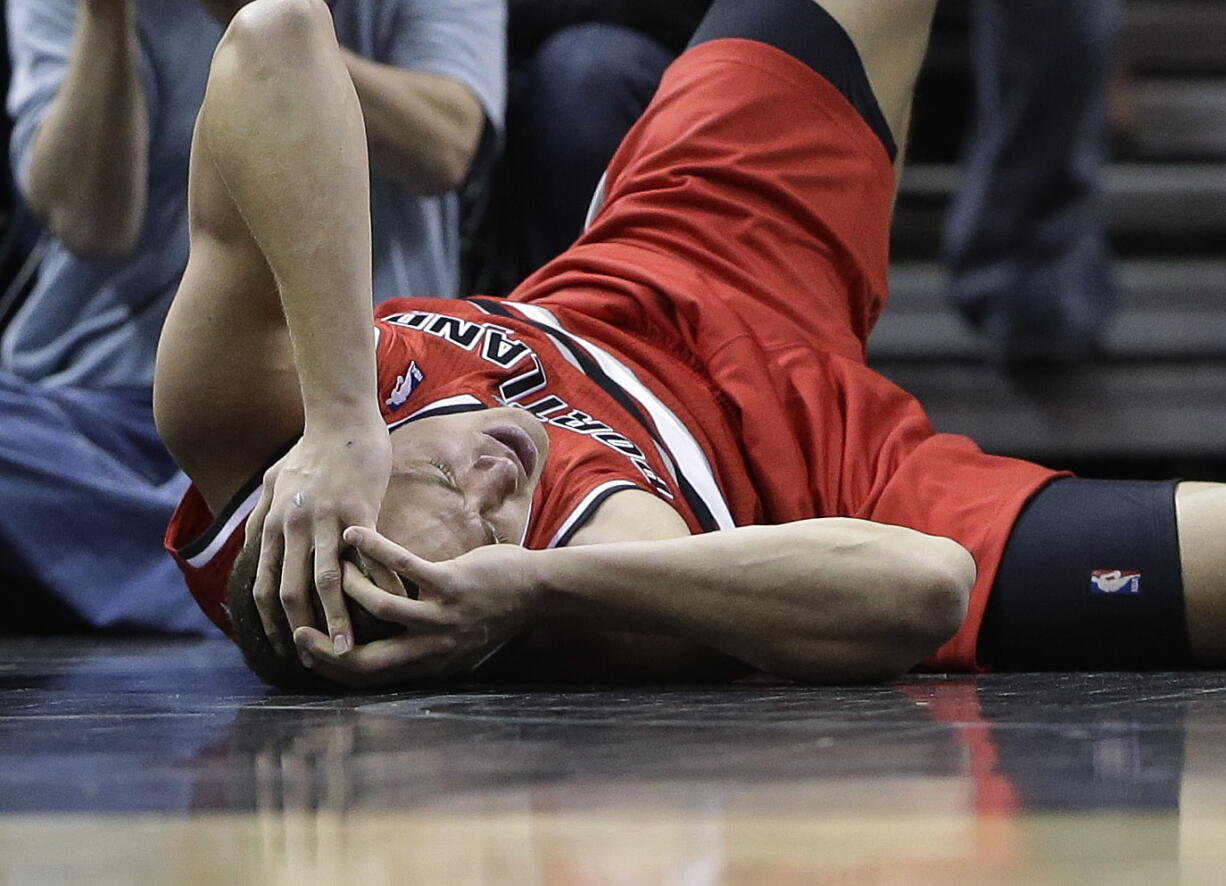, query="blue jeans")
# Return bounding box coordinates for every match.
[0,370,213,633]
[943,0,1123,362]
[512,23,676,271]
